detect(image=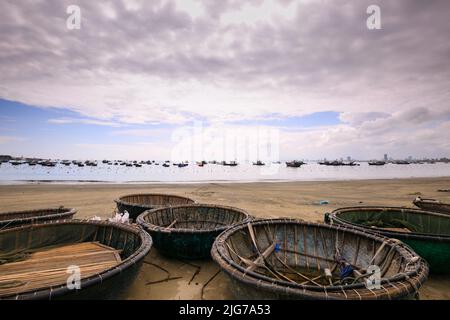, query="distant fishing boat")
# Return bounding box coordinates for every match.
[223,161,238,166]
[137,204,250,259]
[342,161,360,166]
[413,197,450,215]
[252,160,265,166]
[41,161,56,167]
[326,206,450,274]
[368,161,386,166]
[178,163,188,168]
[286,160,304,167]
[0,220,152,299]
[393,160,410,165]
[0,207,76,229]
[211,218,428,299]
[318,160,359,166]
[115,193,196,221]
[162,163,170,167]
[318,160,342,166]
